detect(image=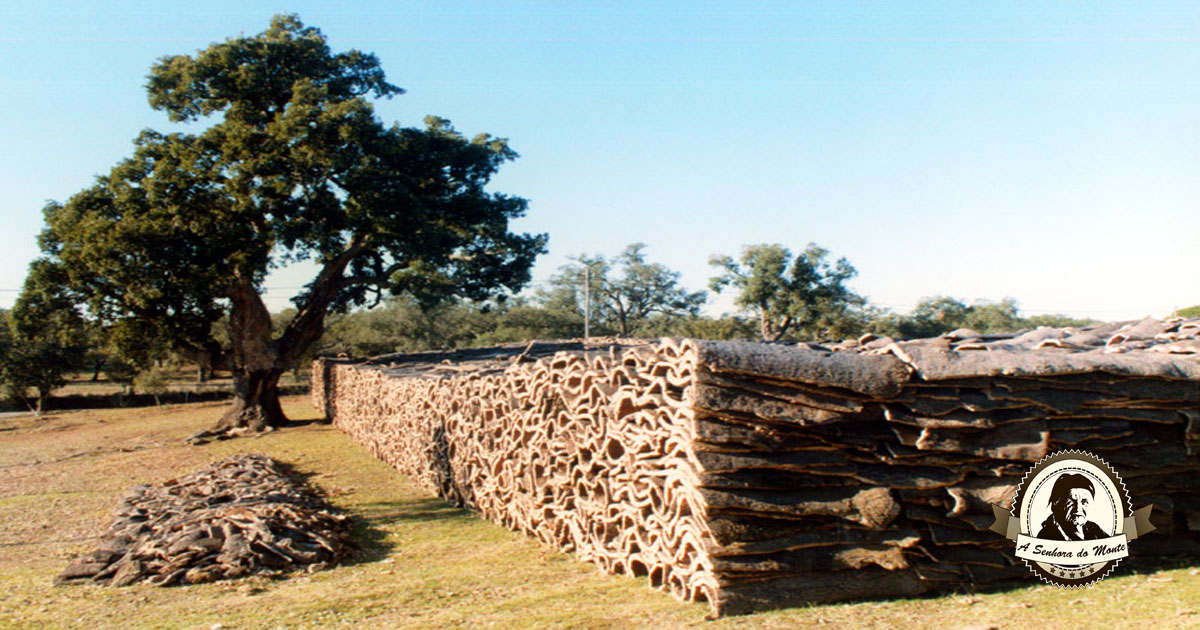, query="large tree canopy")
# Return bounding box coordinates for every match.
[37,14,546,436]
